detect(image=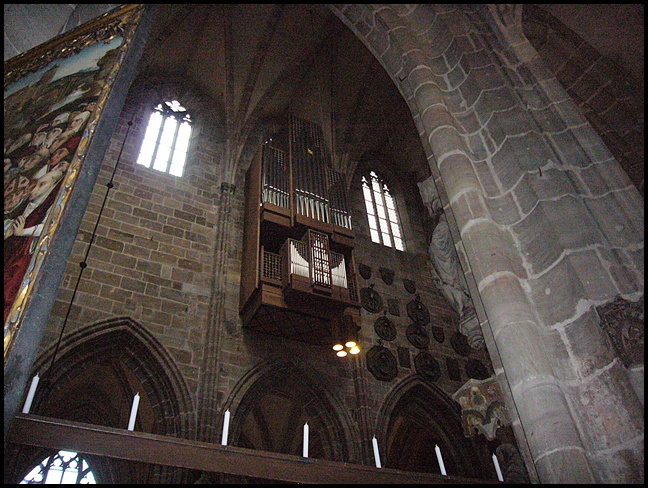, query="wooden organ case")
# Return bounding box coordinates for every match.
[240,116,360,347]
